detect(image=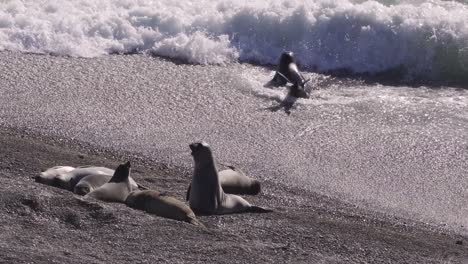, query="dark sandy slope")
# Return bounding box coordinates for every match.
[0,128,466,263]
